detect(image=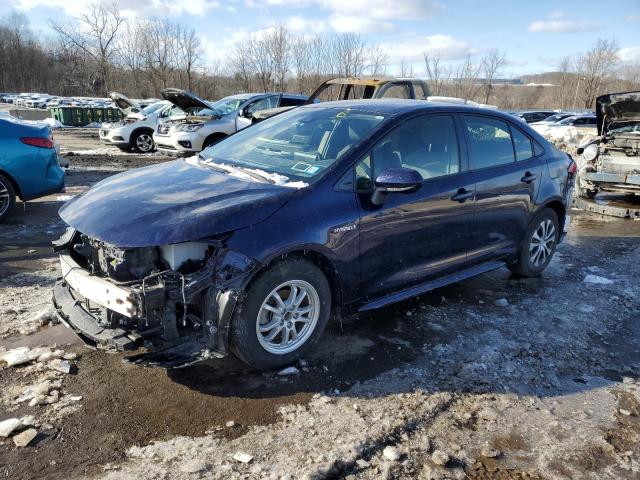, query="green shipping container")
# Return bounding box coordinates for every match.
[50,107,124,127]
